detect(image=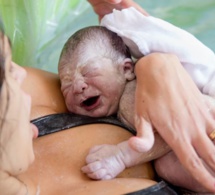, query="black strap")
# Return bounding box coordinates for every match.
[125,181,179,195]
[31,113,136,137]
